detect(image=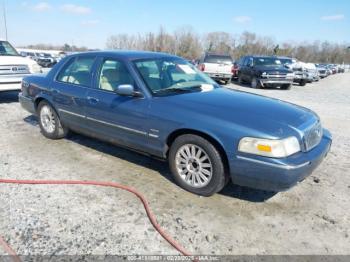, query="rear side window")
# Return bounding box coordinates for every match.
[204,55,232,64]
[57,56,95,87]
